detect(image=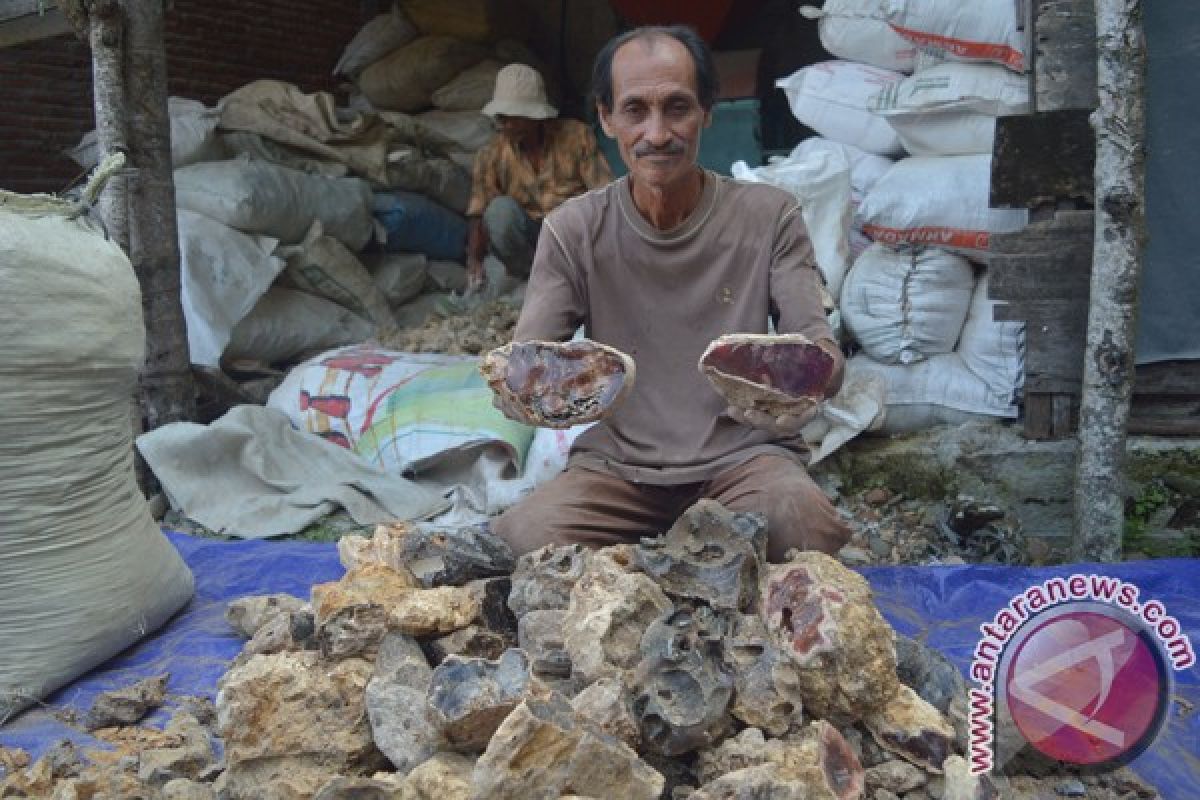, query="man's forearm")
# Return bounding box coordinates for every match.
[467,217,487,265]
